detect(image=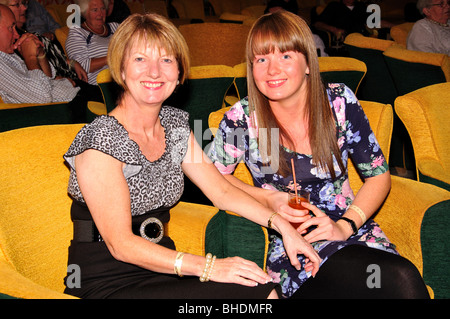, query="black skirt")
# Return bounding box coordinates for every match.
[64,201,280,299]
